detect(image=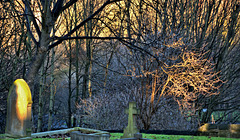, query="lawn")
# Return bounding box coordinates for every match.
[110,133,240,140]
[1,133,240,140]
